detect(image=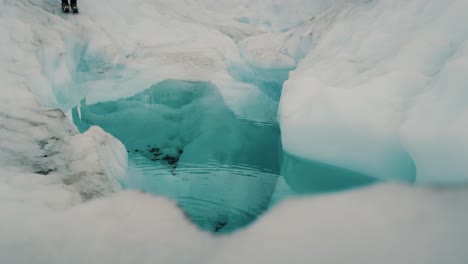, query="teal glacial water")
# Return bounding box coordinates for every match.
[72,79,283,233]
[71,64,384,233]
